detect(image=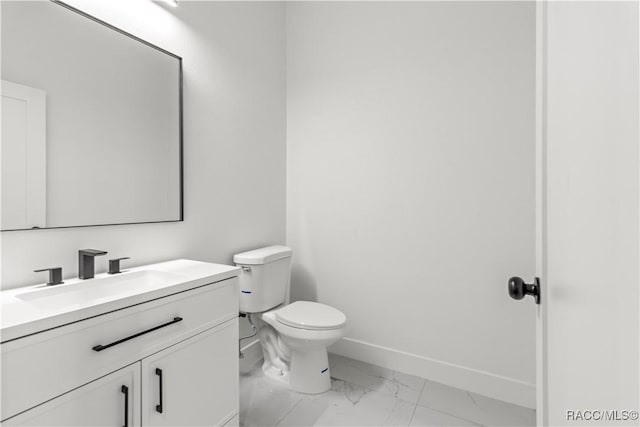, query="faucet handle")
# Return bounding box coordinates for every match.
[79,249,108,257]
[108,257,130,275]
[34,267,64,286]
